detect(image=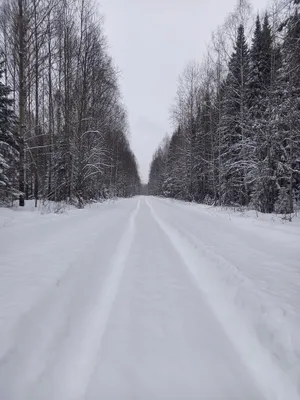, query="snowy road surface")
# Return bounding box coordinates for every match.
[0,197,299,400]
